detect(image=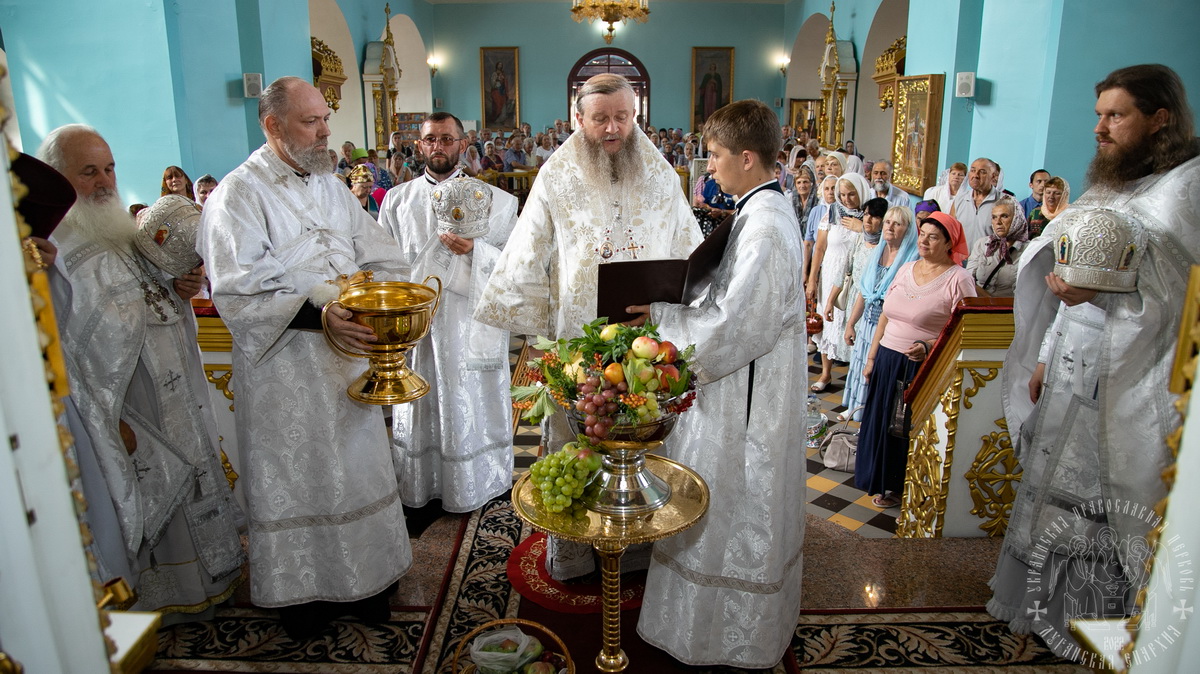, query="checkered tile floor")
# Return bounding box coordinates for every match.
[508,337,898,537]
